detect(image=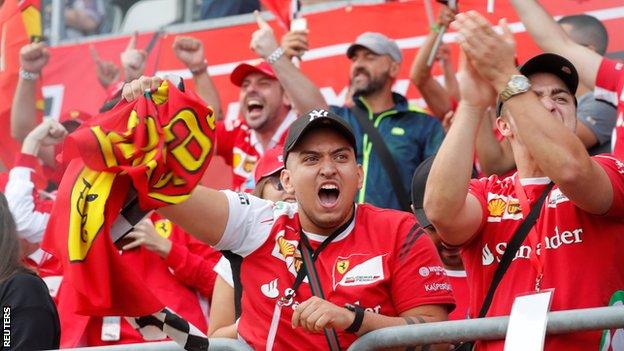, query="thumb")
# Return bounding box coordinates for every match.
[126,32,138,51]
[255,10,269,29]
